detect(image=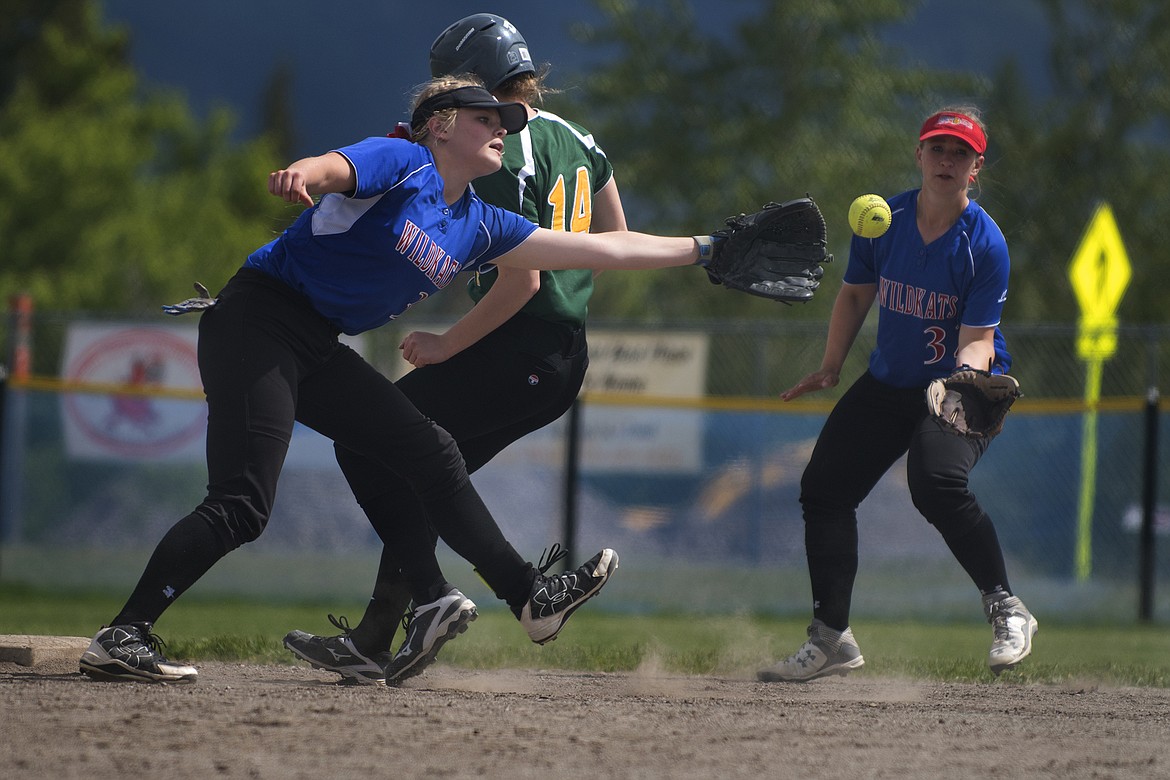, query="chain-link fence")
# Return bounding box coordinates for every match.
[1,310,1167,624]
